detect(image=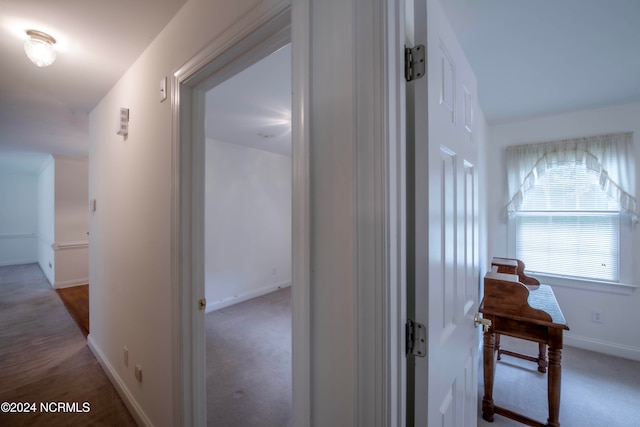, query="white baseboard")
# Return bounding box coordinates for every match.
[53,278,89,289]
[87,335,153,427]
[206,281,292,313]
[564,333,640,362]
[0,258,38,267]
